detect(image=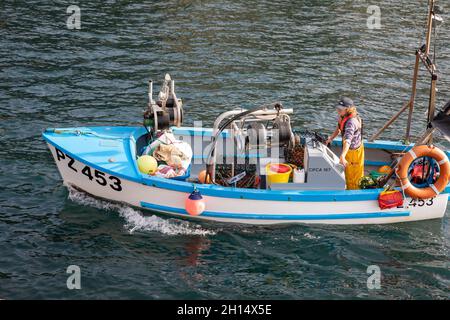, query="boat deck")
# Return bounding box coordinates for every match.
[43,126,450,197]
